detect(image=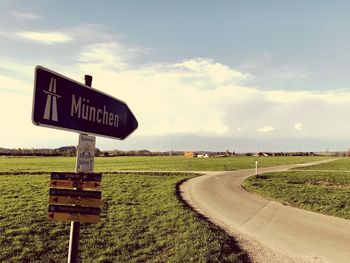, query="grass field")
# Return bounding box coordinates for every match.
[0,155,332,262]
[243,158,350,220]
[293,157,350,171]
[0,172,246,262]
[0,155,330,173]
